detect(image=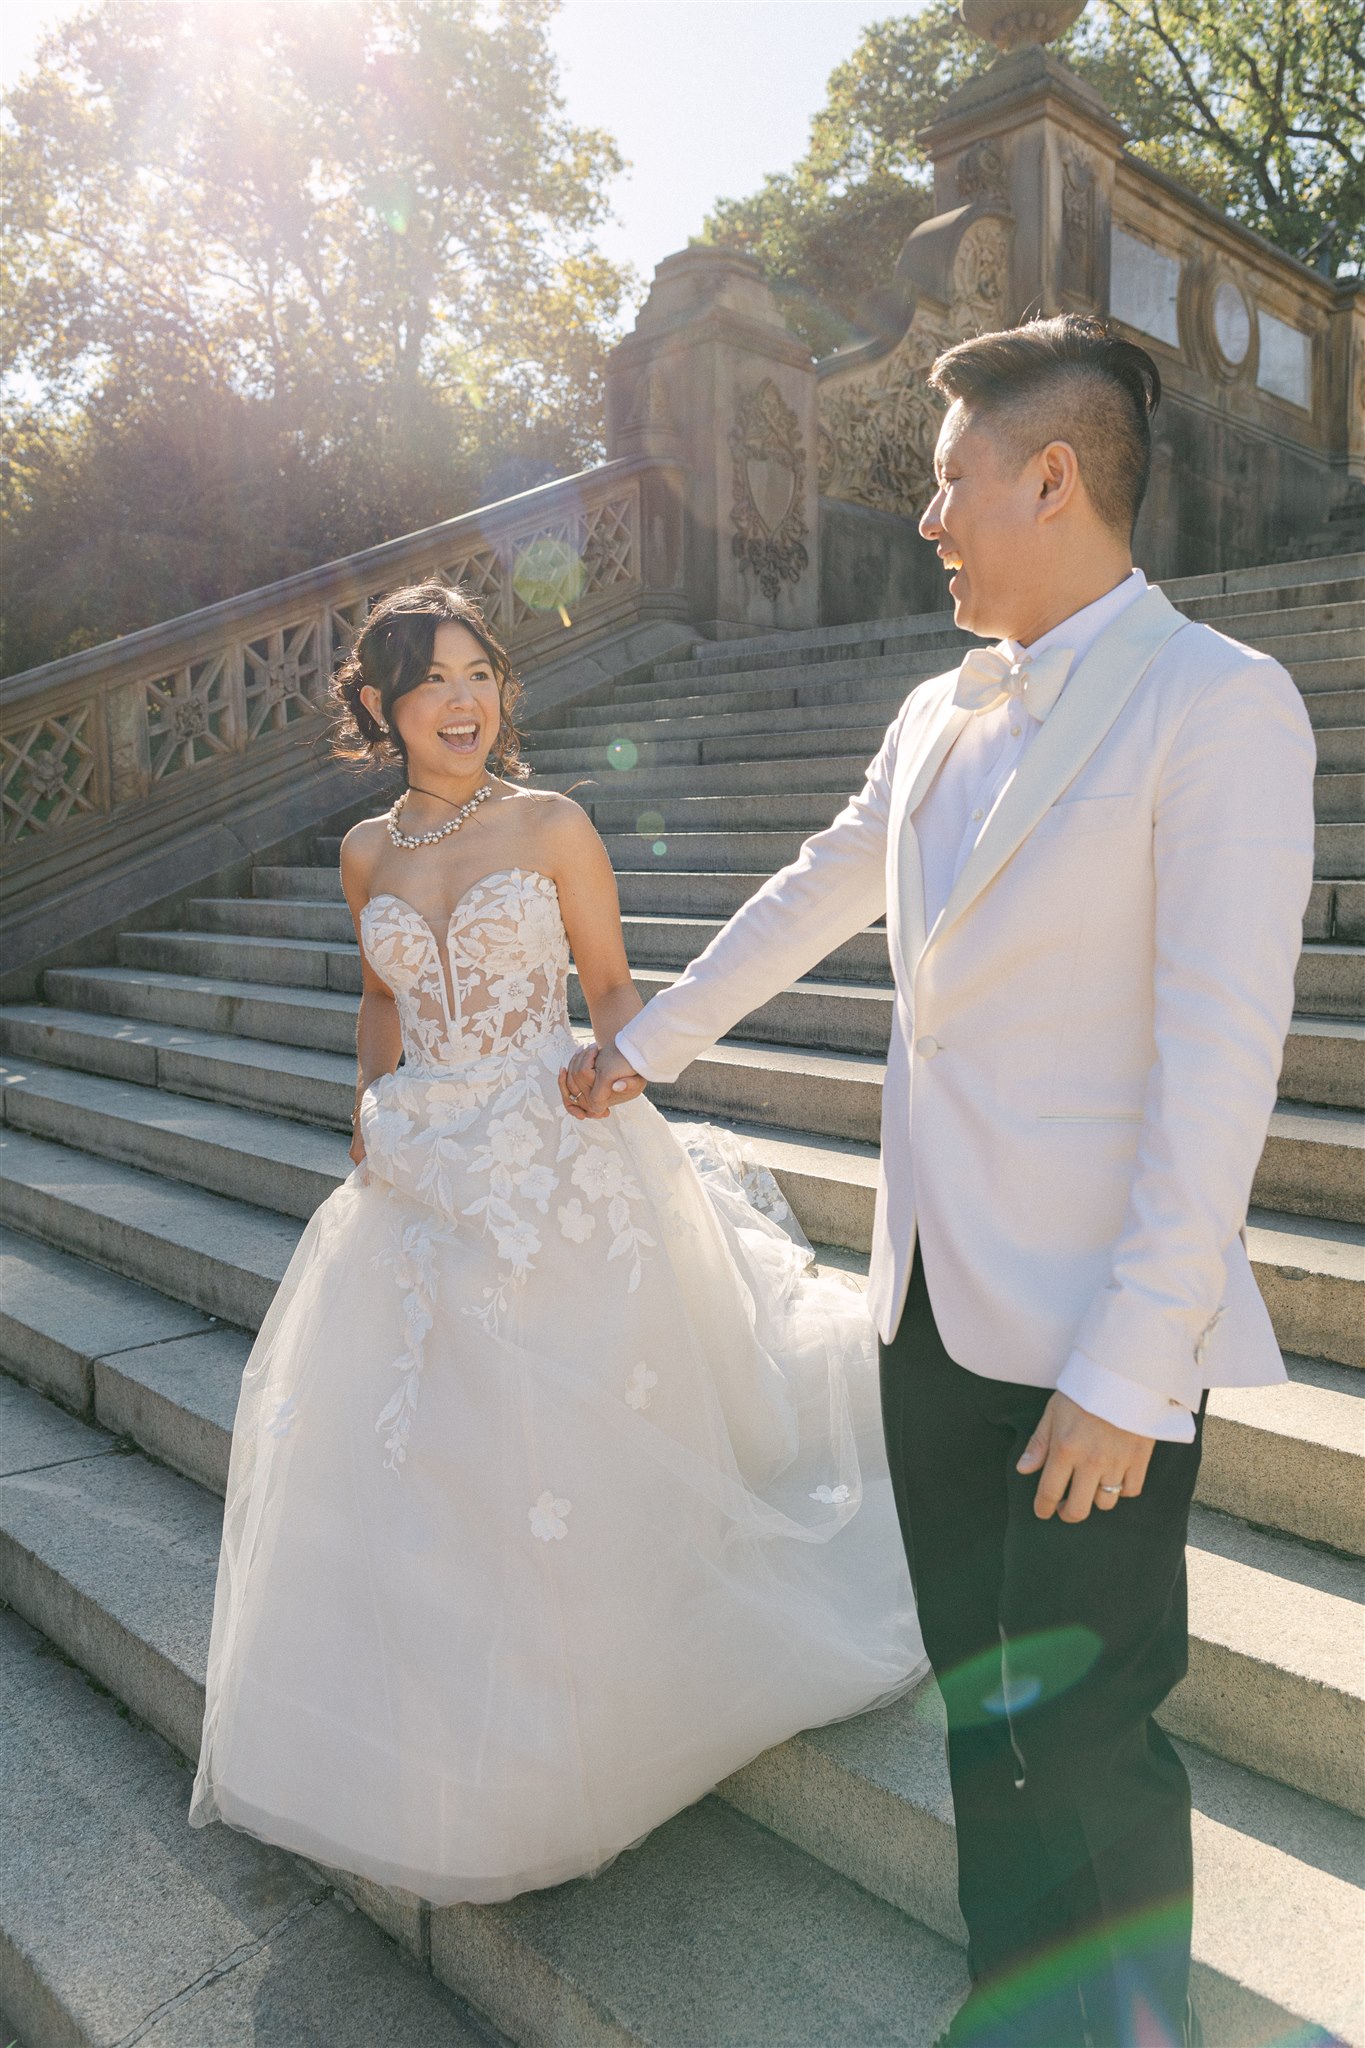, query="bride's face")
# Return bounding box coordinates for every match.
[379,622,503,783]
